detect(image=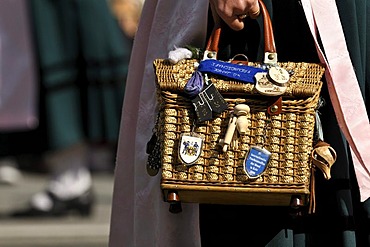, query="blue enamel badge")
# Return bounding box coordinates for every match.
[244,146,271,179]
